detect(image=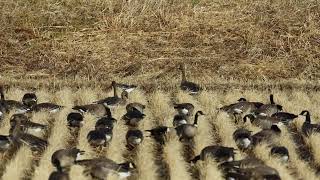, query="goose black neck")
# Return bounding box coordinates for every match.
[190,155,200,163]
[0,89,4,101]
[270,94,274,104]
[106,107,112,117]
[194,112,200,125]
[113,83,118,97]
[305,112,311,123]
[181,65,186,82]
